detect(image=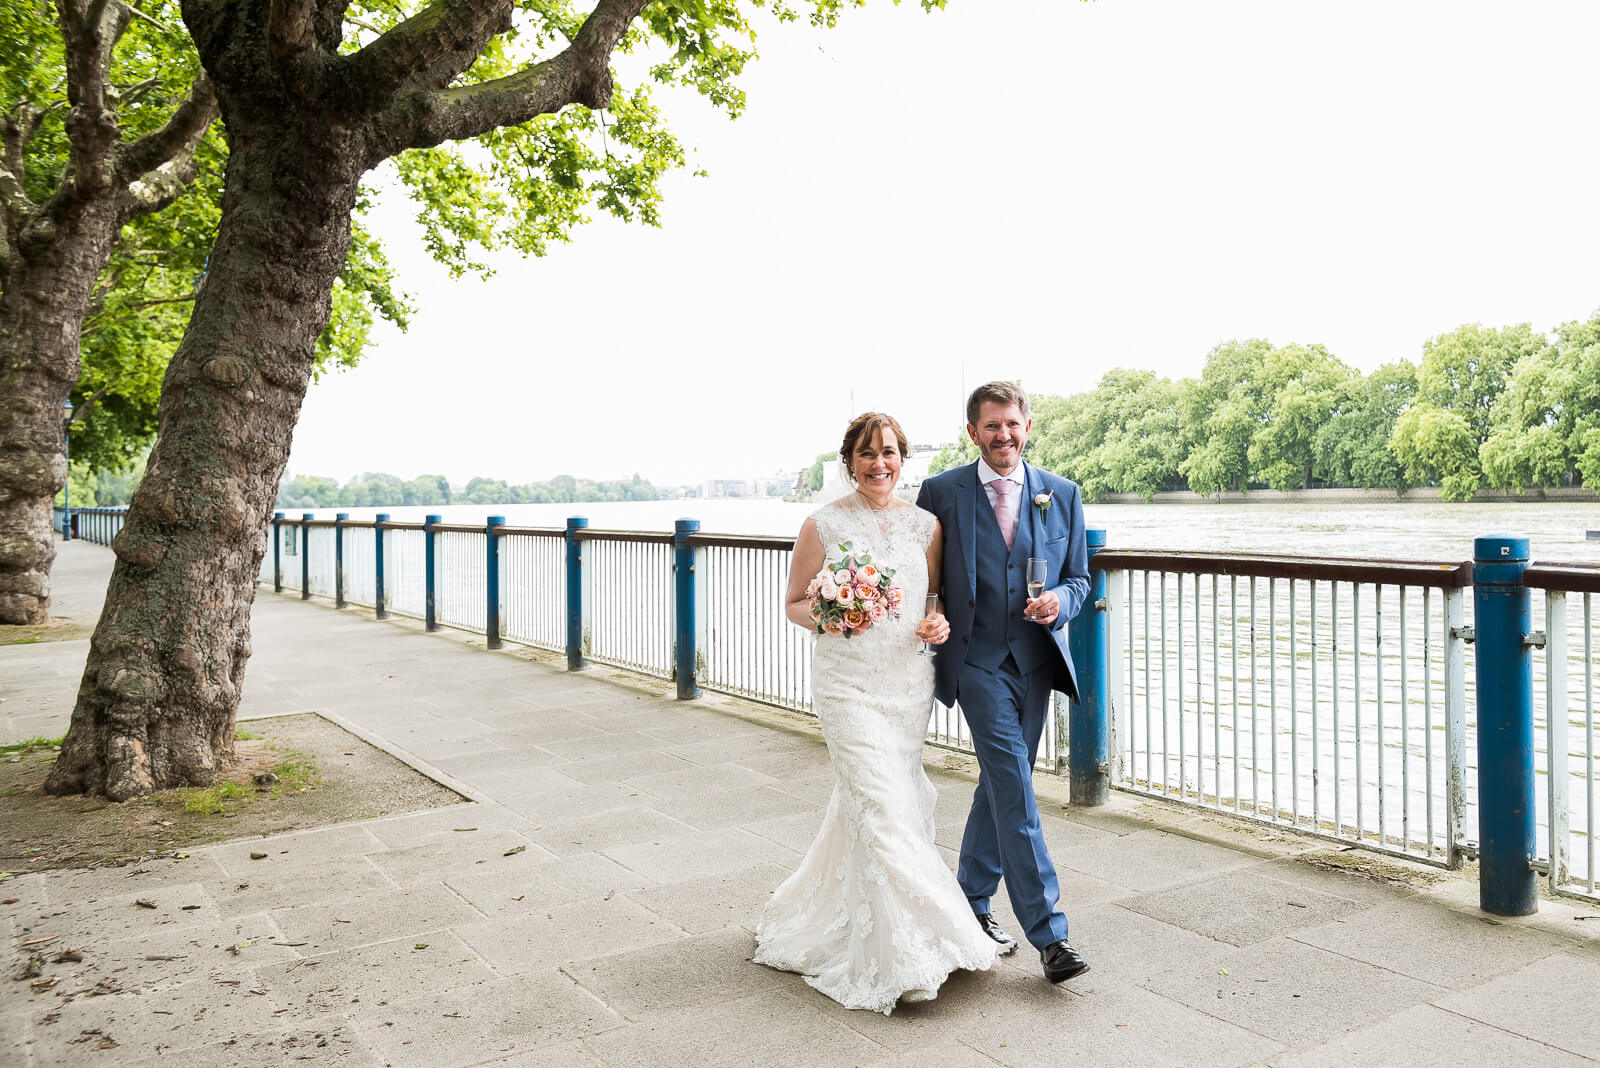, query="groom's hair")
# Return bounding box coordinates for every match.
[966,380,1030,426]
[839,412,911,478]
